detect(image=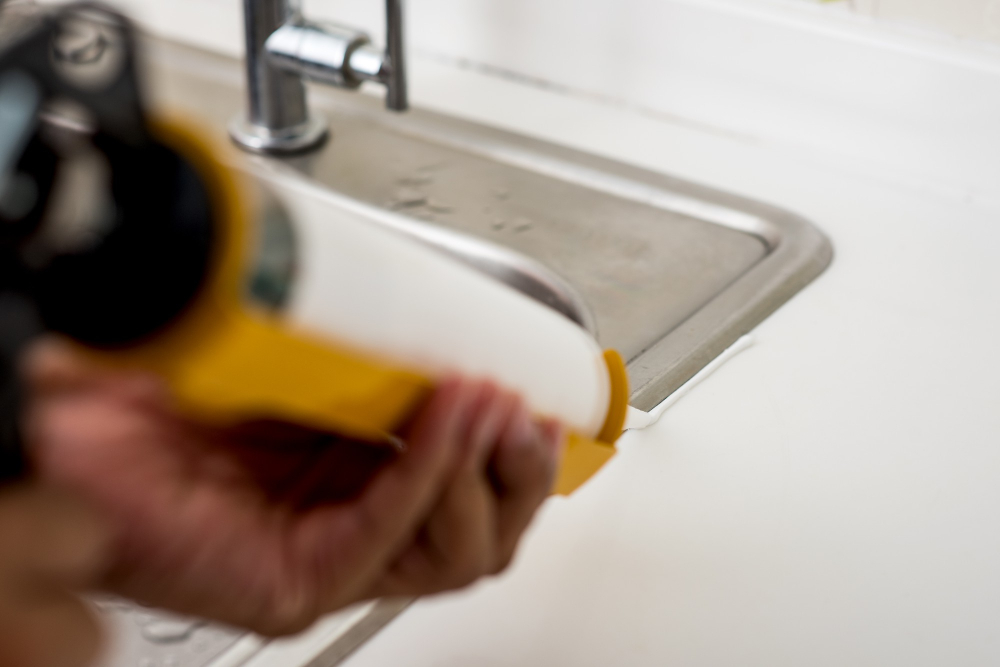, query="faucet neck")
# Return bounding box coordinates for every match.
[231,0,407,155]
[385,0,407,111]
